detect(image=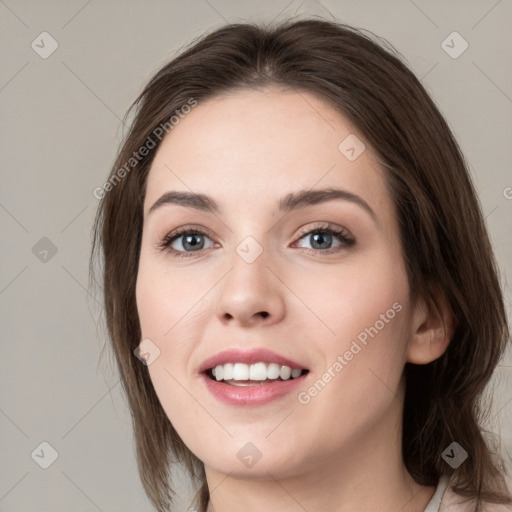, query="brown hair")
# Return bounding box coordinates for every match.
[90,18,512,512]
